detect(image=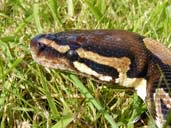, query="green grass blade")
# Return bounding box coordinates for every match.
[15,14,33,34]
[33,4,42,33]
[52,114,74,128]
[47,0,63,28]
[67,0,74,17]
[38,70,59,118]
[0,57,23,80]
[69,74,118,128]
[84,0,102,20]
[96,0,105,14]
